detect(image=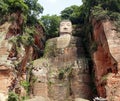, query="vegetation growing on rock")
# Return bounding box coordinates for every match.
[0,0,45,99]
[0,0,120,100]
